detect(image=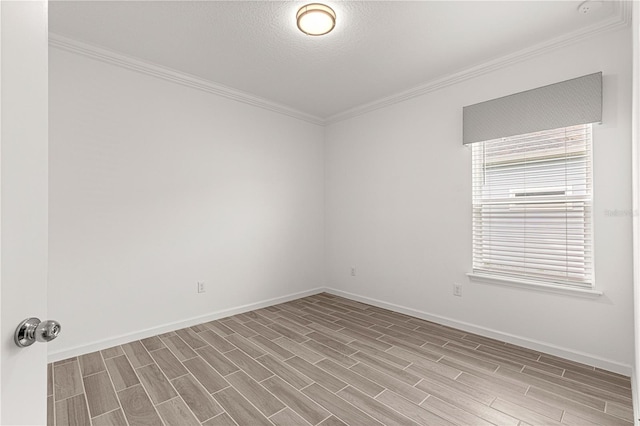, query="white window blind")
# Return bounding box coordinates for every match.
[471,124,593,288]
